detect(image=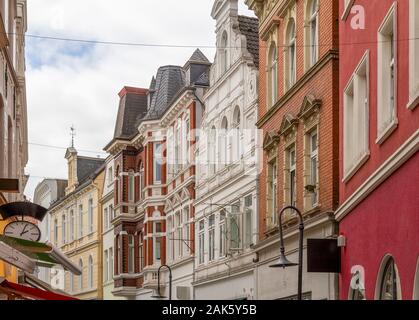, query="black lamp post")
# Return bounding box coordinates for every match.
[151,264,173,300]
[269,206,305,300]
